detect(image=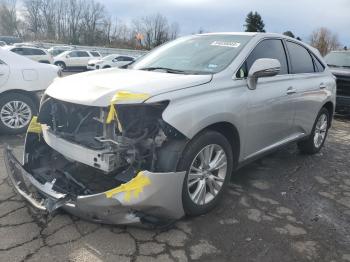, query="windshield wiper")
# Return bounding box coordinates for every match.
[140,67,188,74]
